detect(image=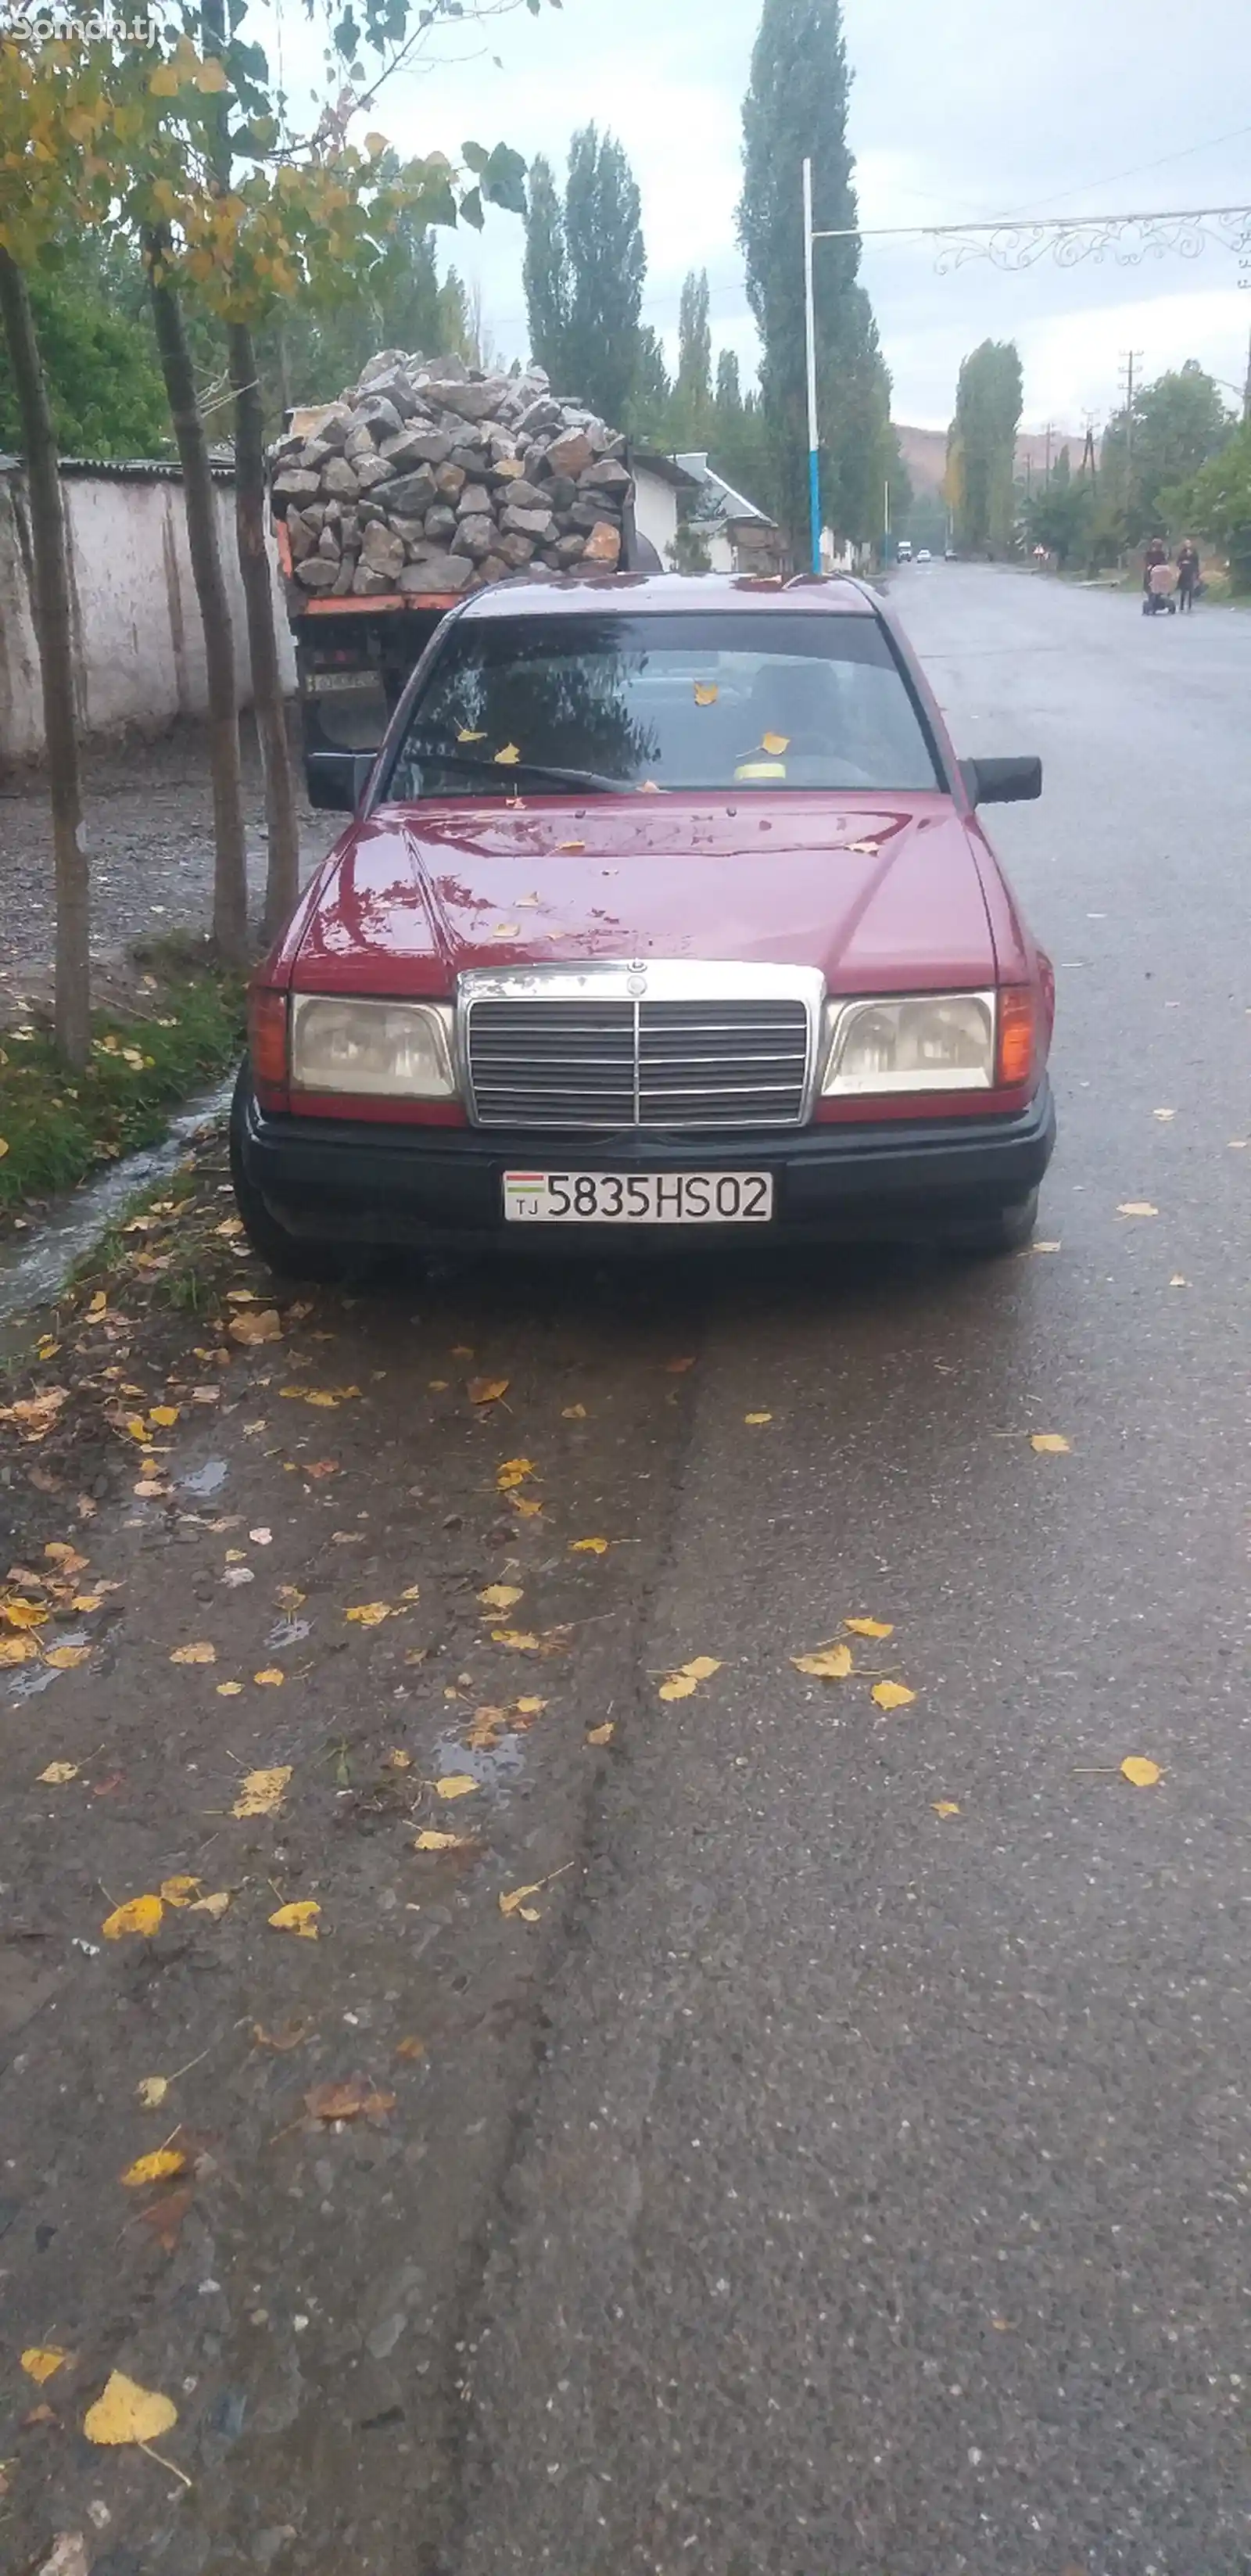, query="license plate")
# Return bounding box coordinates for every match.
[502,1170,774,1225]
[302,669,380,696]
